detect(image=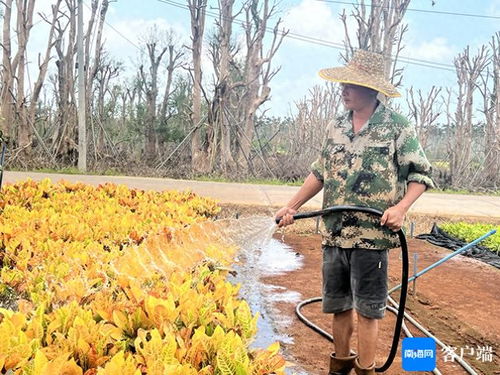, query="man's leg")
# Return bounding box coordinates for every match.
[332,309,354,356]
[322,247,357,374]
[350,248,388,372]
[357,313,378,367]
